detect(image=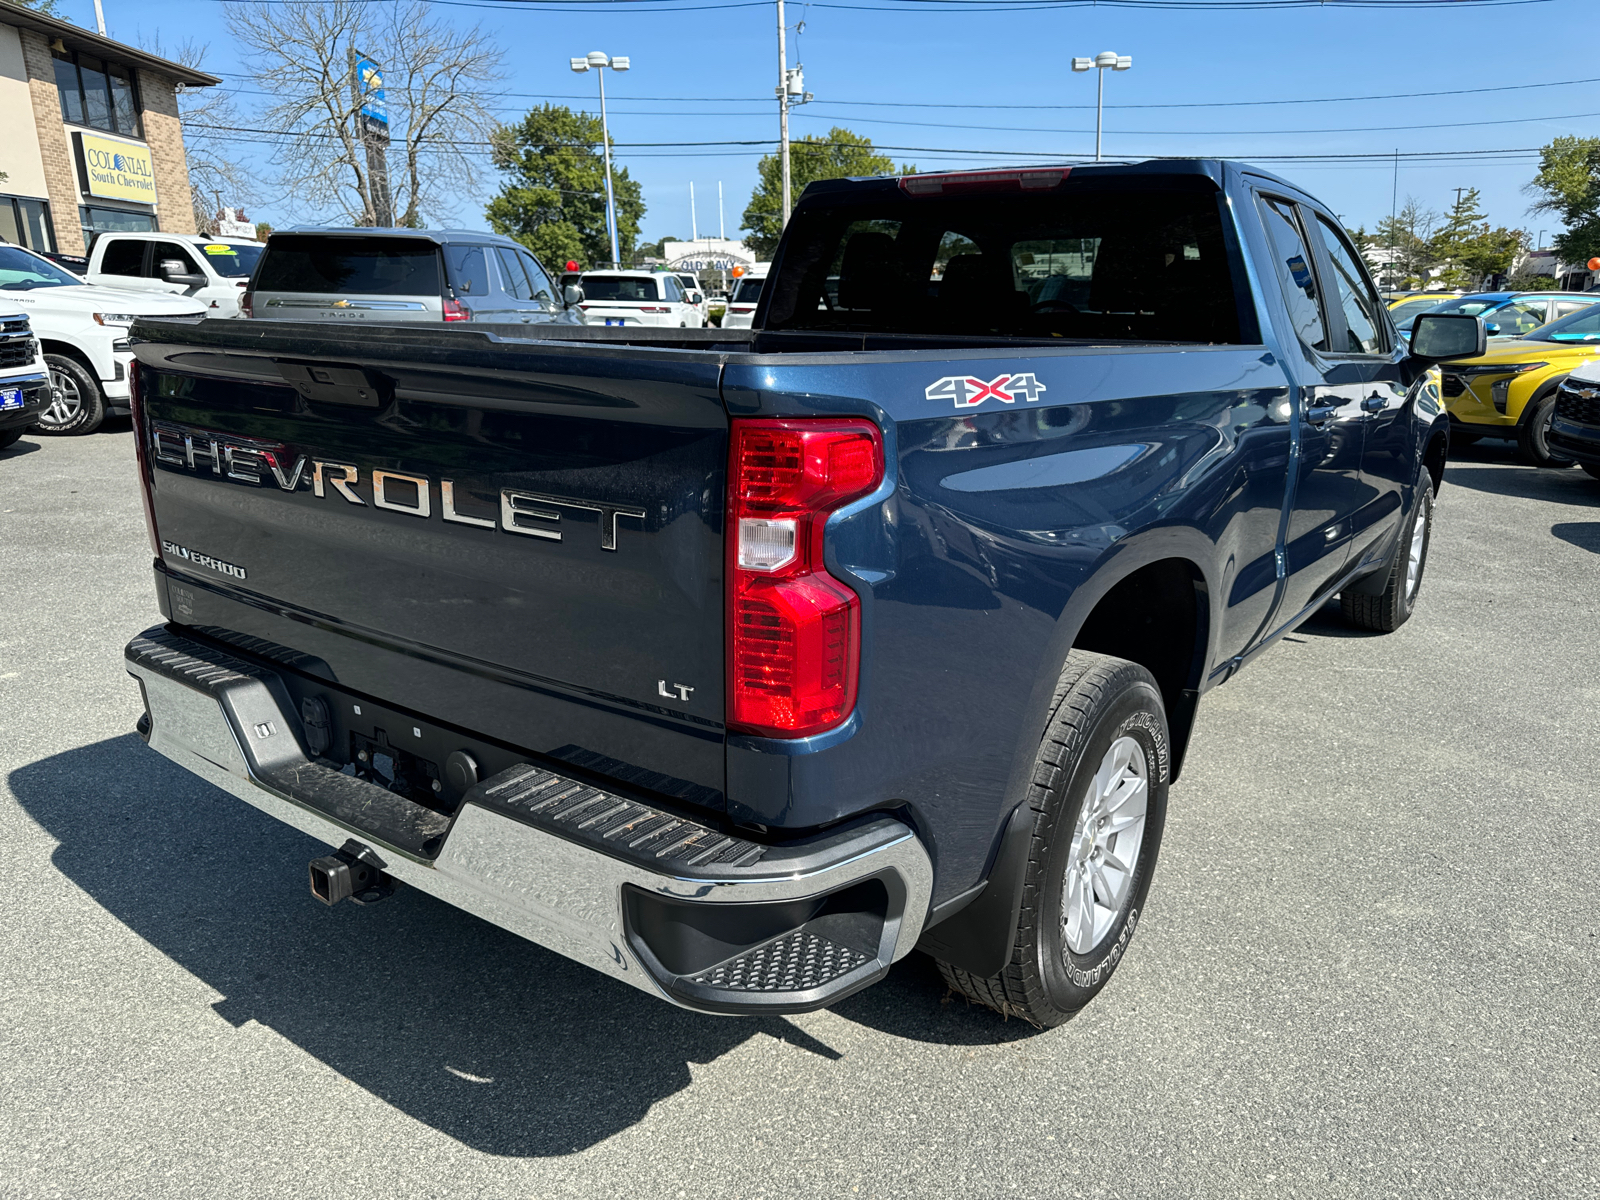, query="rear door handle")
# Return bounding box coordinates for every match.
[1304,403,1339,425]
[1361,392,1387,413]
